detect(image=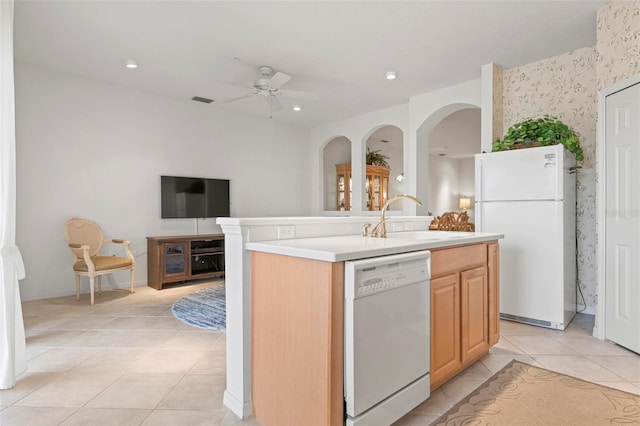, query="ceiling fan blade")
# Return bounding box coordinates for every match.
[278,89,320,101]
[268,72,292,89]
[223,94,255,103]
